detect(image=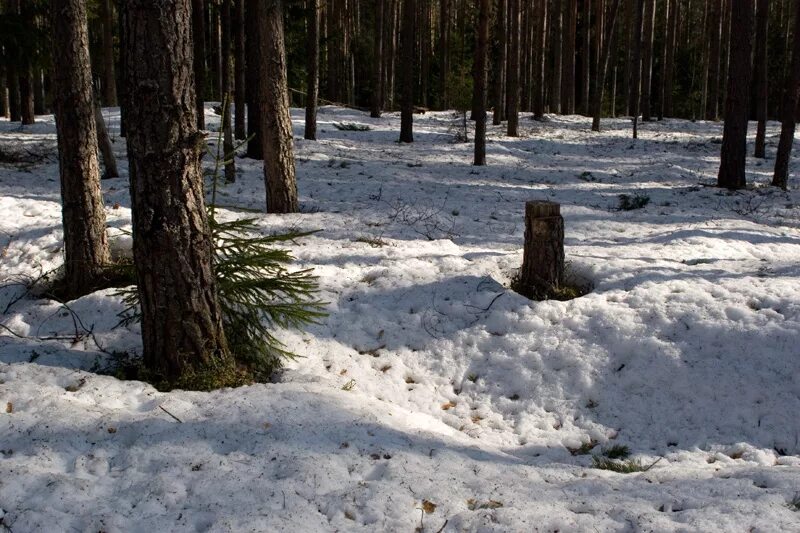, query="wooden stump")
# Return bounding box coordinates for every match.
[520,200,564,299]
